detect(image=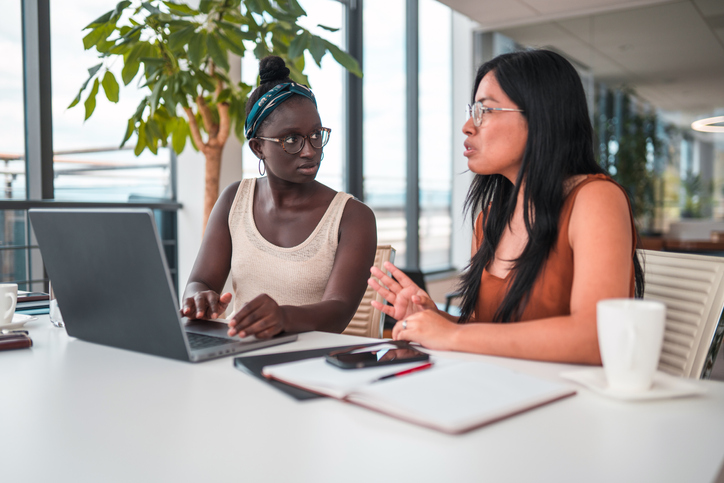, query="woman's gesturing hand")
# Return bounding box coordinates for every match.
[392,310,461,351]
[227,294,288,339]
[181,291,232,320]
[368,261,438,321]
